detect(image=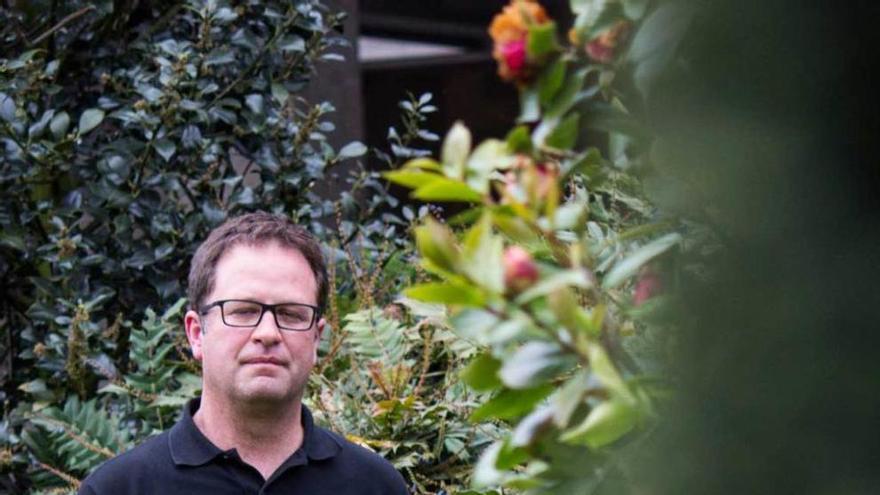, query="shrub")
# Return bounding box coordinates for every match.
[0,1,359,492]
